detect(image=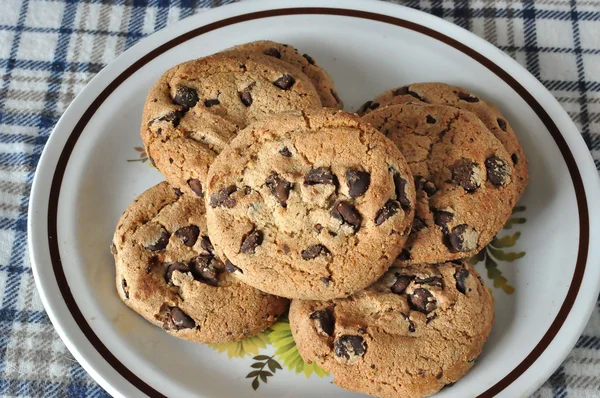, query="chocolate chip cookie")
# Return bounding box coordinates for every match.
[229,40,343,109]
[205,109,415,300]
[357,82,528,201]
[112,182,288,343]
[289,261,494,398]
[141,51,322,198]
[362,103,516,264]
